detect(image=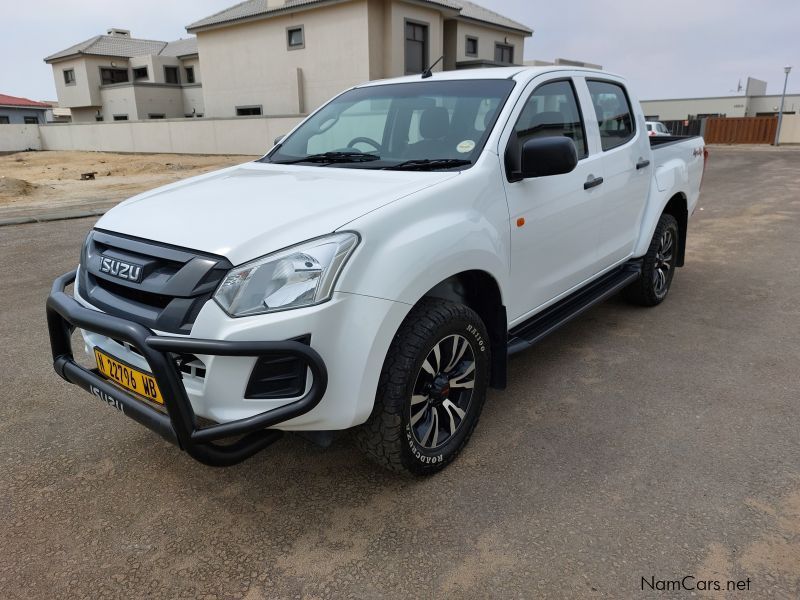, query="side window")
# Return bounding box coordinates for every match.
[587,80,635,151]
[511,80,587,158]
